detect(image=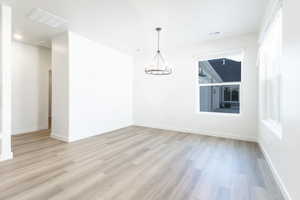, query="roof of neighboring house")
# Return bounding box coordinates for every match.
[208,58,241,82]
